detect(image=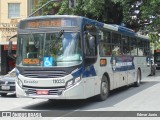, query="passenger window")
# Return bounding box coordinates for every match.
[130,38,137,56]
[98,29,111,56]
[137,39,144,56]
[112,33,122,56]
[122,36,130,55]
[99,43,111,56]
[112,45,122,56]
